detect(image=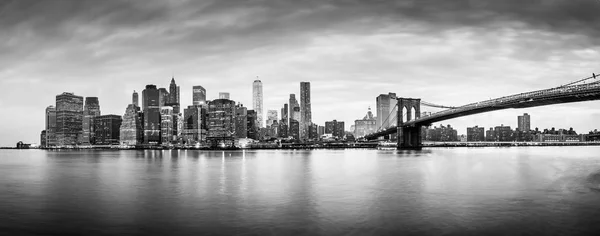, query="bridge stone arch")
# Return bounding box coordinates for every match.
[397,98,421,126]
